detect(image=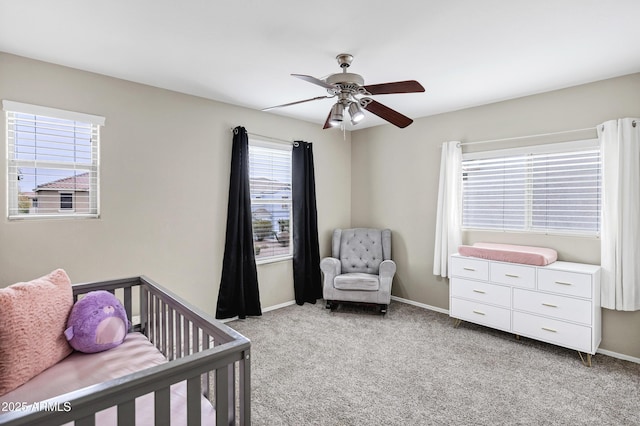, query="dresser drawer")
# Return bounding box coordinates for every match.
[512,311,592,353]
[490,262,535,289]
[537,269,592,299]
[451,278,511,308]
[450,298,511,332]
[513,289,592,325]
[450,256,489,281]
